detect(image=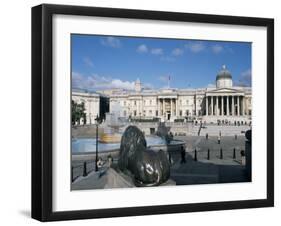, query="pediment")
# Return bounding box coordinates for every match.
[206,88,246,97]
[207,88,242,93]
